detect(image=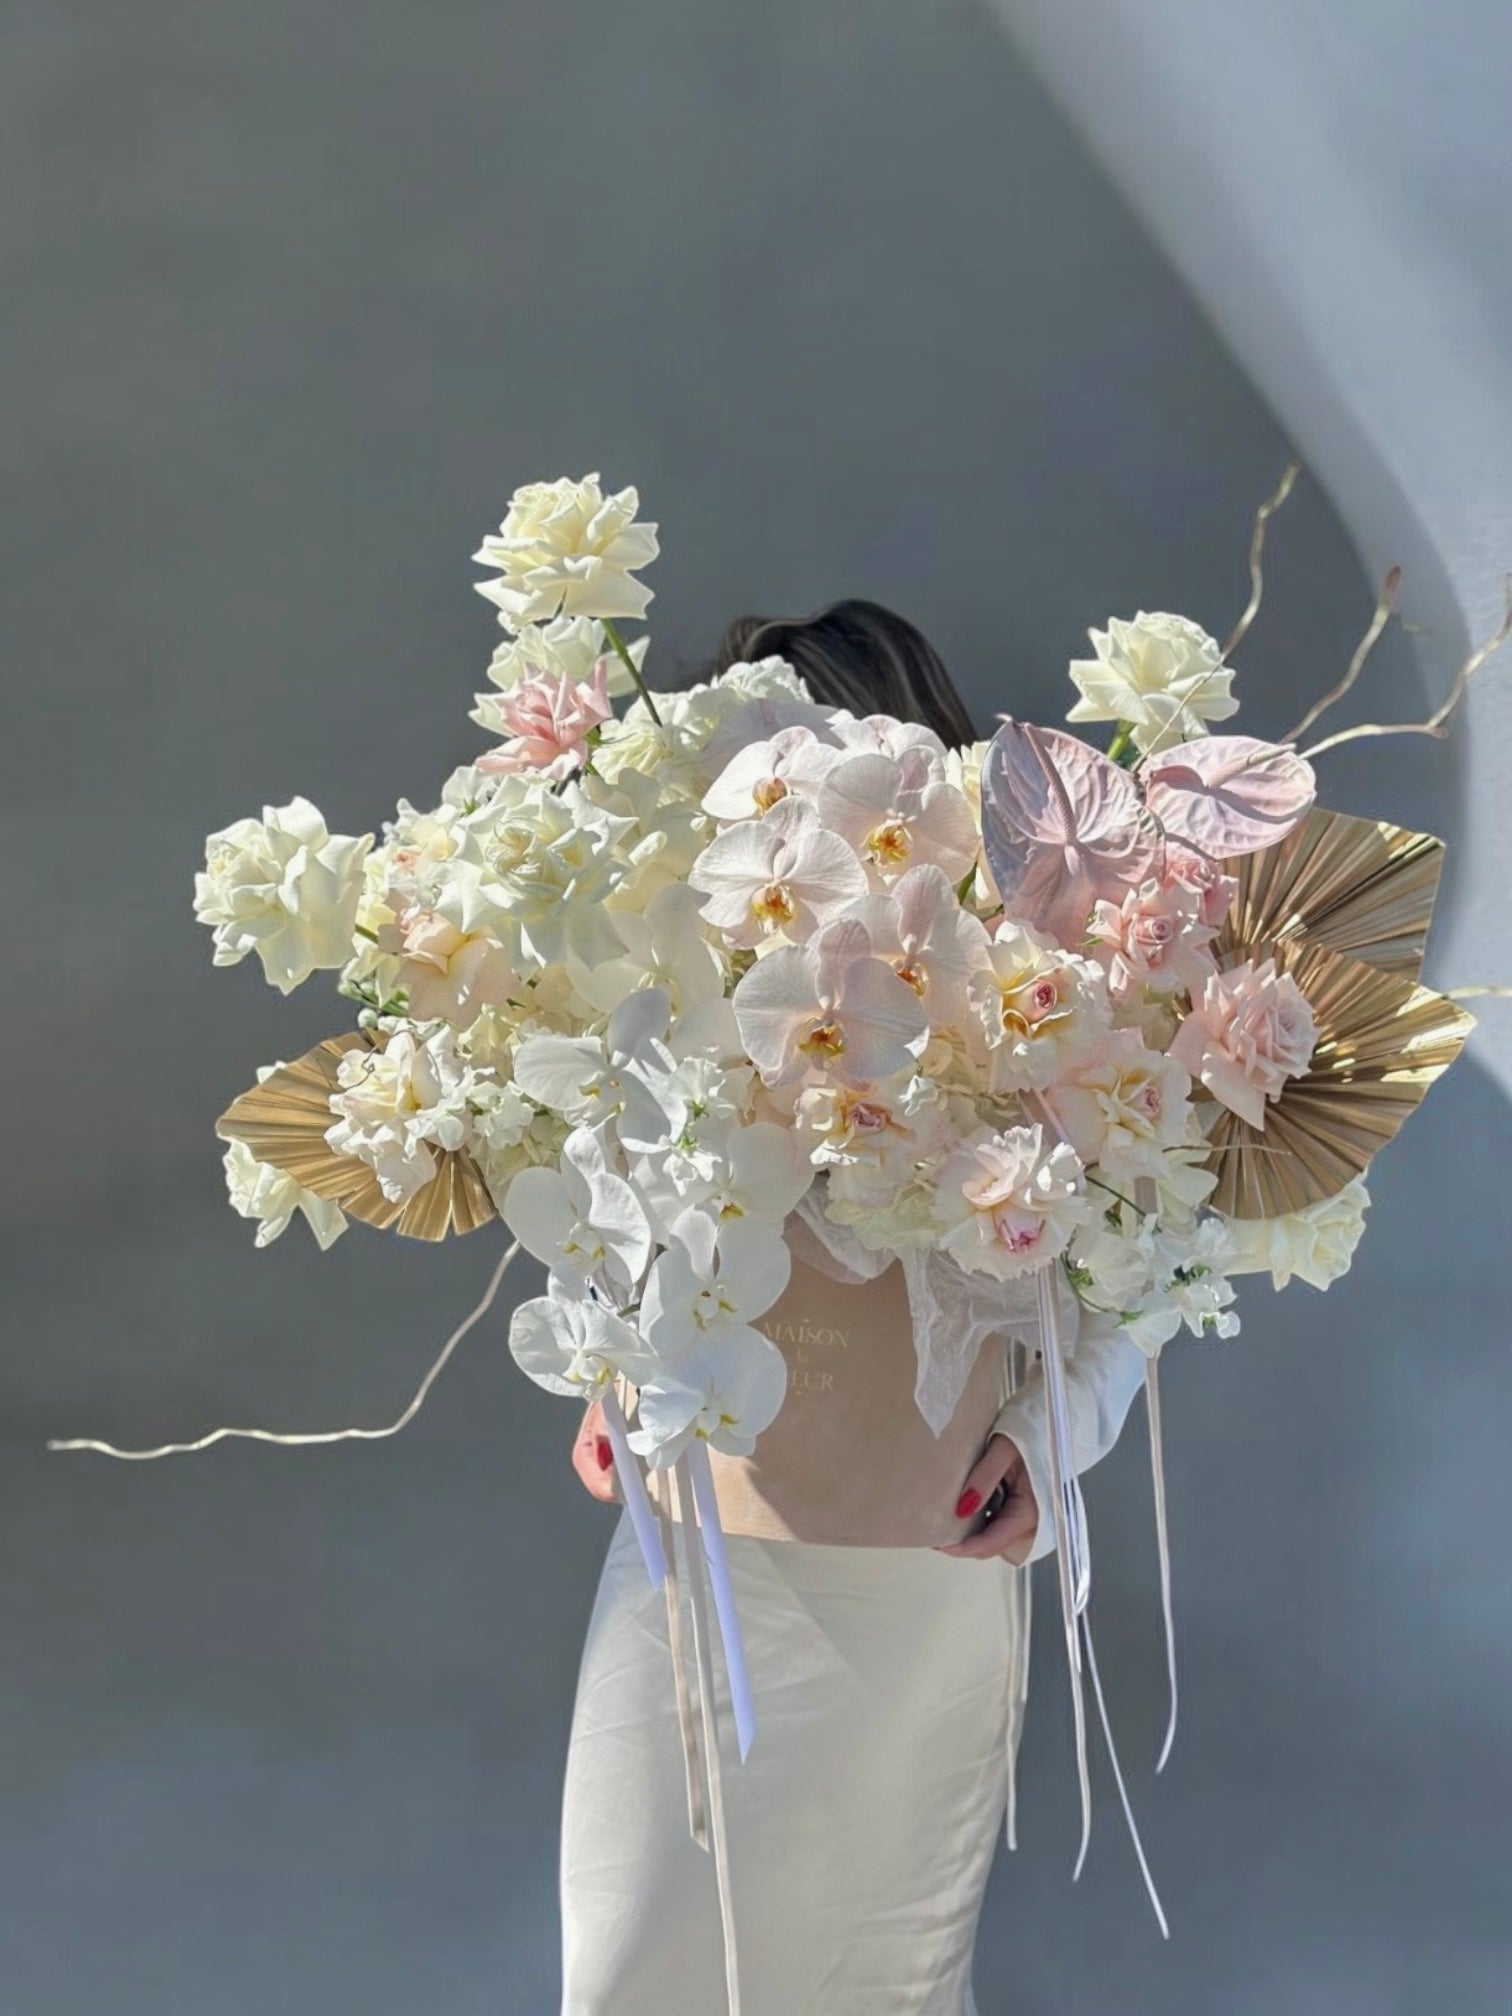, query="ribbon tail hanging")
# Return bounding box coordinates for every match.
[1145,1356,1179,1774]
[600,1382,667,1591]
[677,1452,743,2016]
[685,1437,757,1762]
[656,1492,709,1850]
[1035,1263,1094,1877]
